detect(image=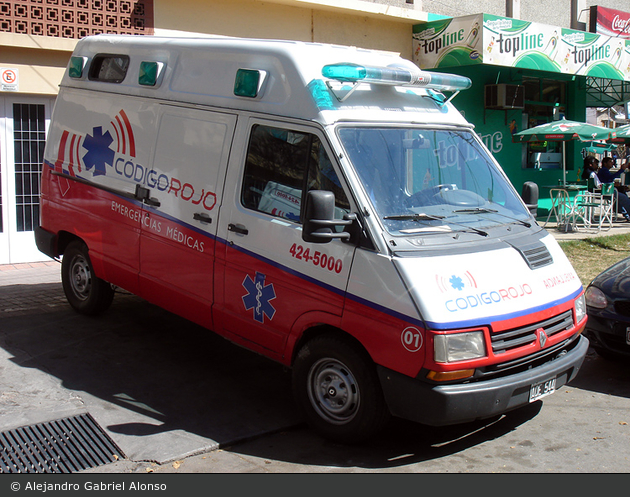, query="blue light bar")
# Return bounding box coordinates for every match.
[321,63,471,91]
